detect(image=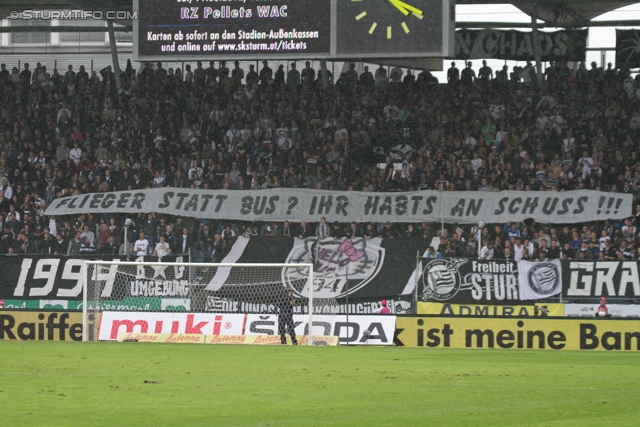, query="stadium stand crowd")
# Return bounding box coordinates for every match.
[0,58,639,261]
